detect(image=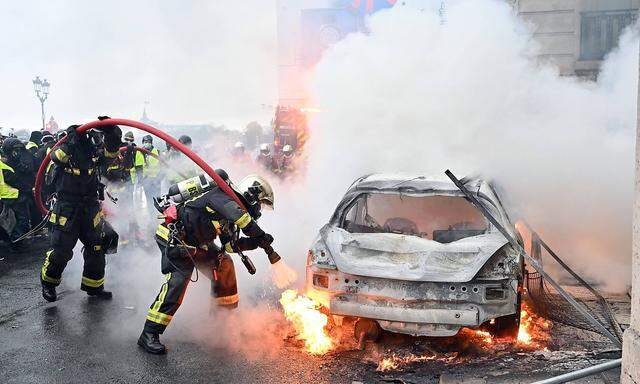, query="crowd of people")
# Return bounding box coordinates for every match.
[1,120,280,355]
[0,126,175,249]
